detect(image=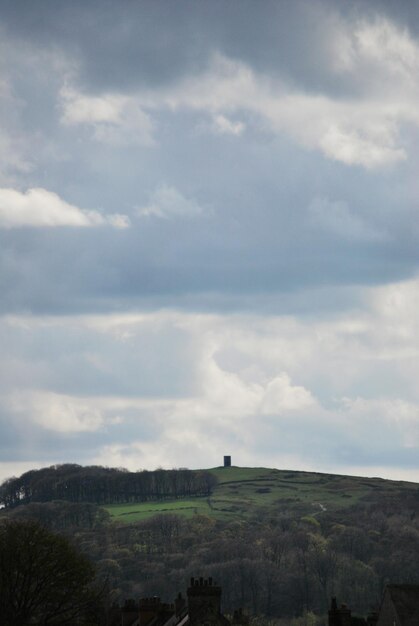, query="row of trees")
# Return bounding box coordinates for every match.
[0,464,218,508]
